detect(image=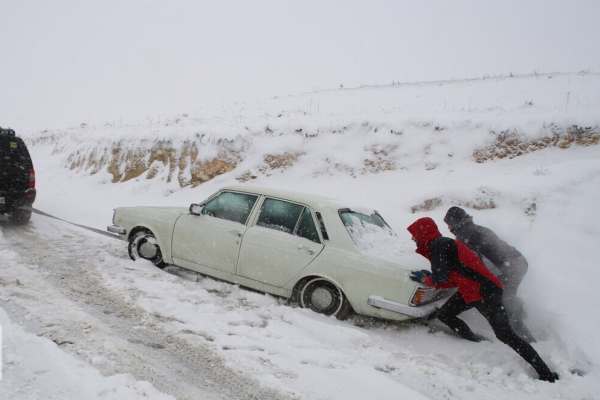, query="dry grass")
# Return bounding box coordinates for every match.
[67,140,240,186]
[410,191,497,214]
[190,158,236,187]
[236,171,258,182]
[62,124,599,189]
[410,197,443,213]
[235,152,302,182]
[473,125,600,163]
[259,152,302,174]
[362,144,397,174]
